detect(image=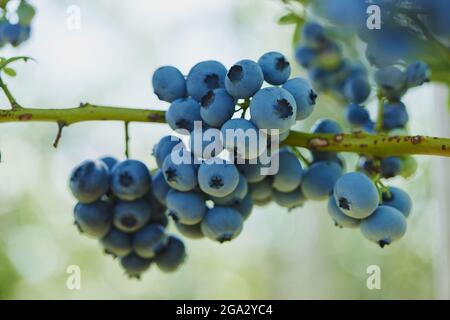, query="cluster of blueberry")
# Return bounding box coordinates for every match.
[295,22,371,105]
[69,157,186,279]
[151,52,318,242]
[0,1,34,48]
